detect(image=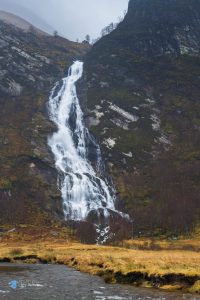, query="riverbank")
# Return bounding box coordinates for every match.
[1,232,200,294]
